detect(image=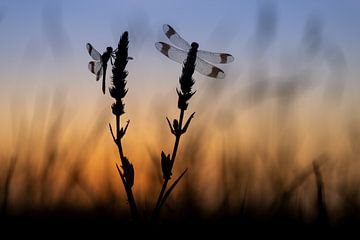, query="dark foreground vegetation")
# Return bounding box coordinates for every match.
[1,208,358,238]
